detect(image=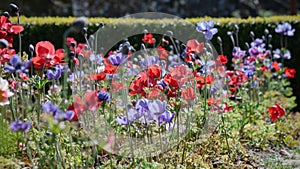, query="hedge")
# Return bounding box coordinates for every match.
[8,15,300,111]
